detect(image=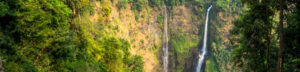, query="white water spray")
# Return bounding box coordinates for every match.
[196,5,212,72]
